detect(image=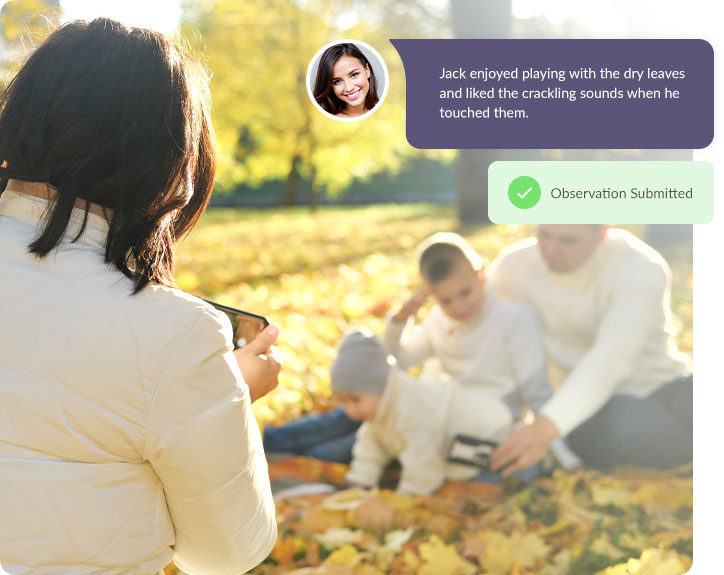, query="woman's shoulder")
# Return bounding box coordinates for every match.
[125,285,232,343]
[137,285,219,315]
[107,286,235,390]
[78,279,234,361]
